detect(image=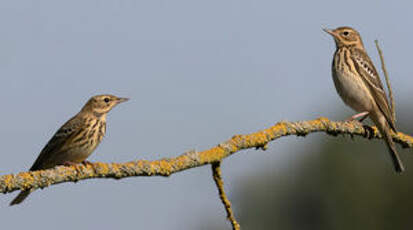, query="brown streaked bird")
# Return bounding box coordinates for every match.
[10,94,129,205]
[324,26,404,173]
